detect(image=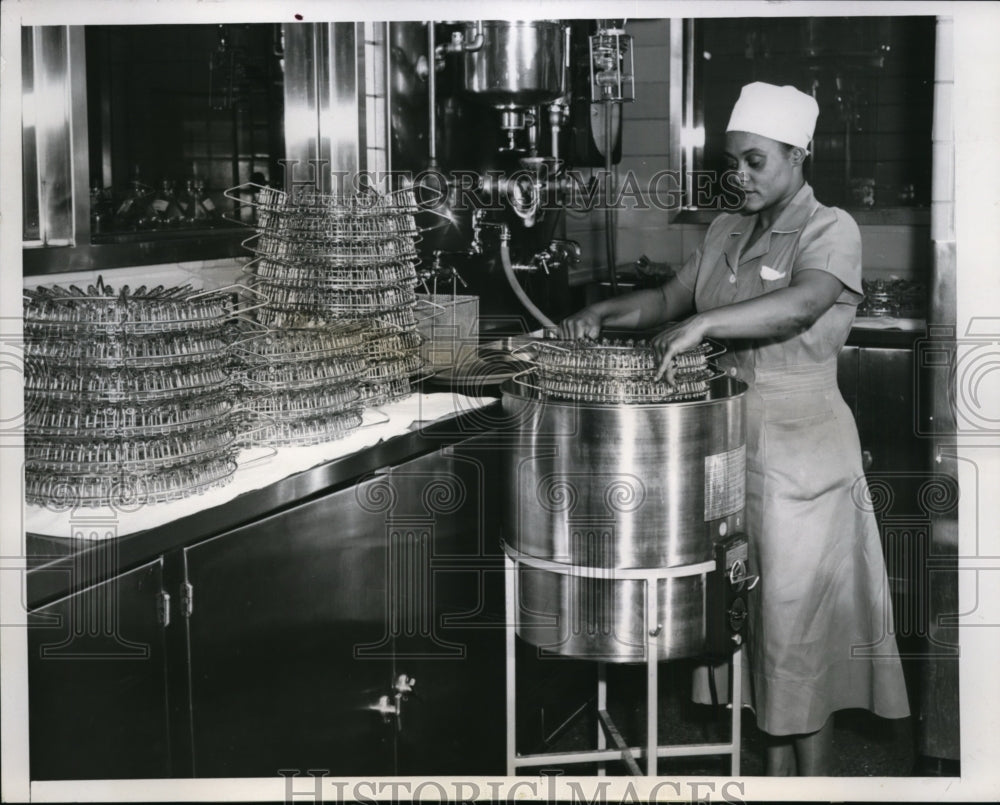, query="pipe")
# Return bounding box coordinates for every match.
[385,21,392,176]
[463,20,485,52]
[604,101,619,295]
[427,21,437,166]
[500,235,557,330]
[549,104,562,161]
